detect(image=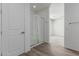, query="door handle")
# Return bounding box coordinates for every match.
[21,32,25,34]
